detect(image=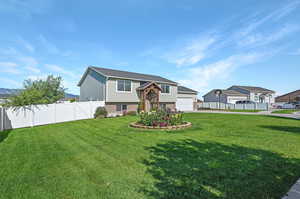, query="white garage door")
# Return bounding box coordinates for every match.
[176,98,194,111]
